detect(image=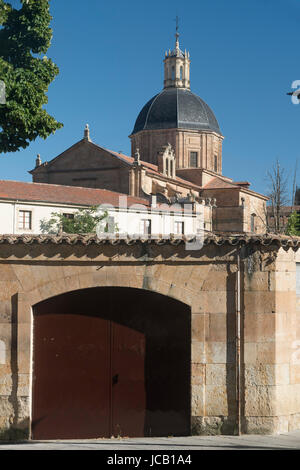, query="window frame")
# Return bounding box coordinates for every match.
[18,210,32,231]
[140,219,151,236]
[190,151,198,168]
[174,220,185,235]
